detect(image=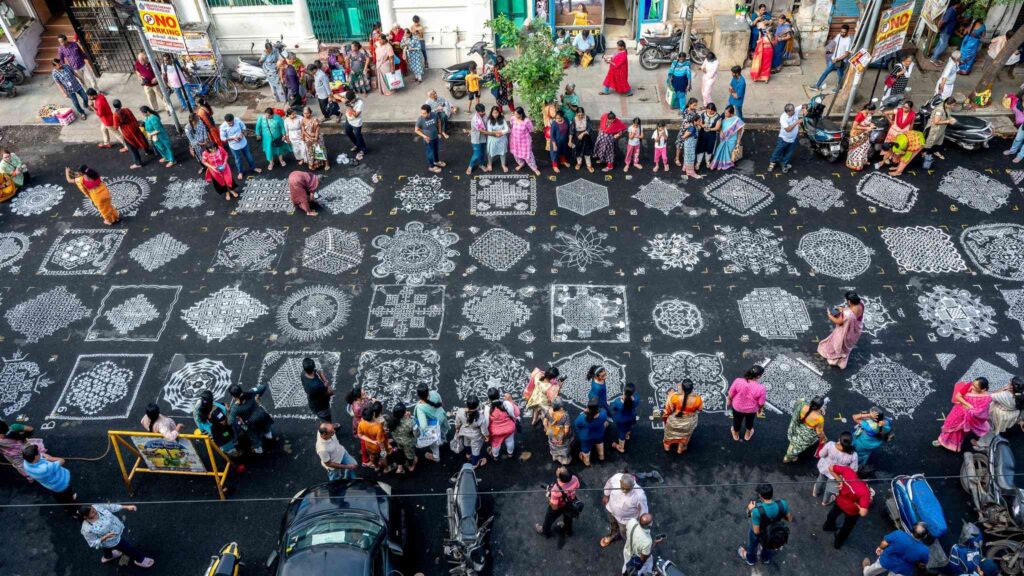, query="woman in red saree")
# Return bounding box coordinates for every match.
[111,99,152,170]
[200,142,237,201]
[750,23,774,82]
[601,40,633,96]
[884,100,915,142]
[389,25,407,75]
[934,378,992,452]
[195,98,223,147]
[817,291,864,370]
